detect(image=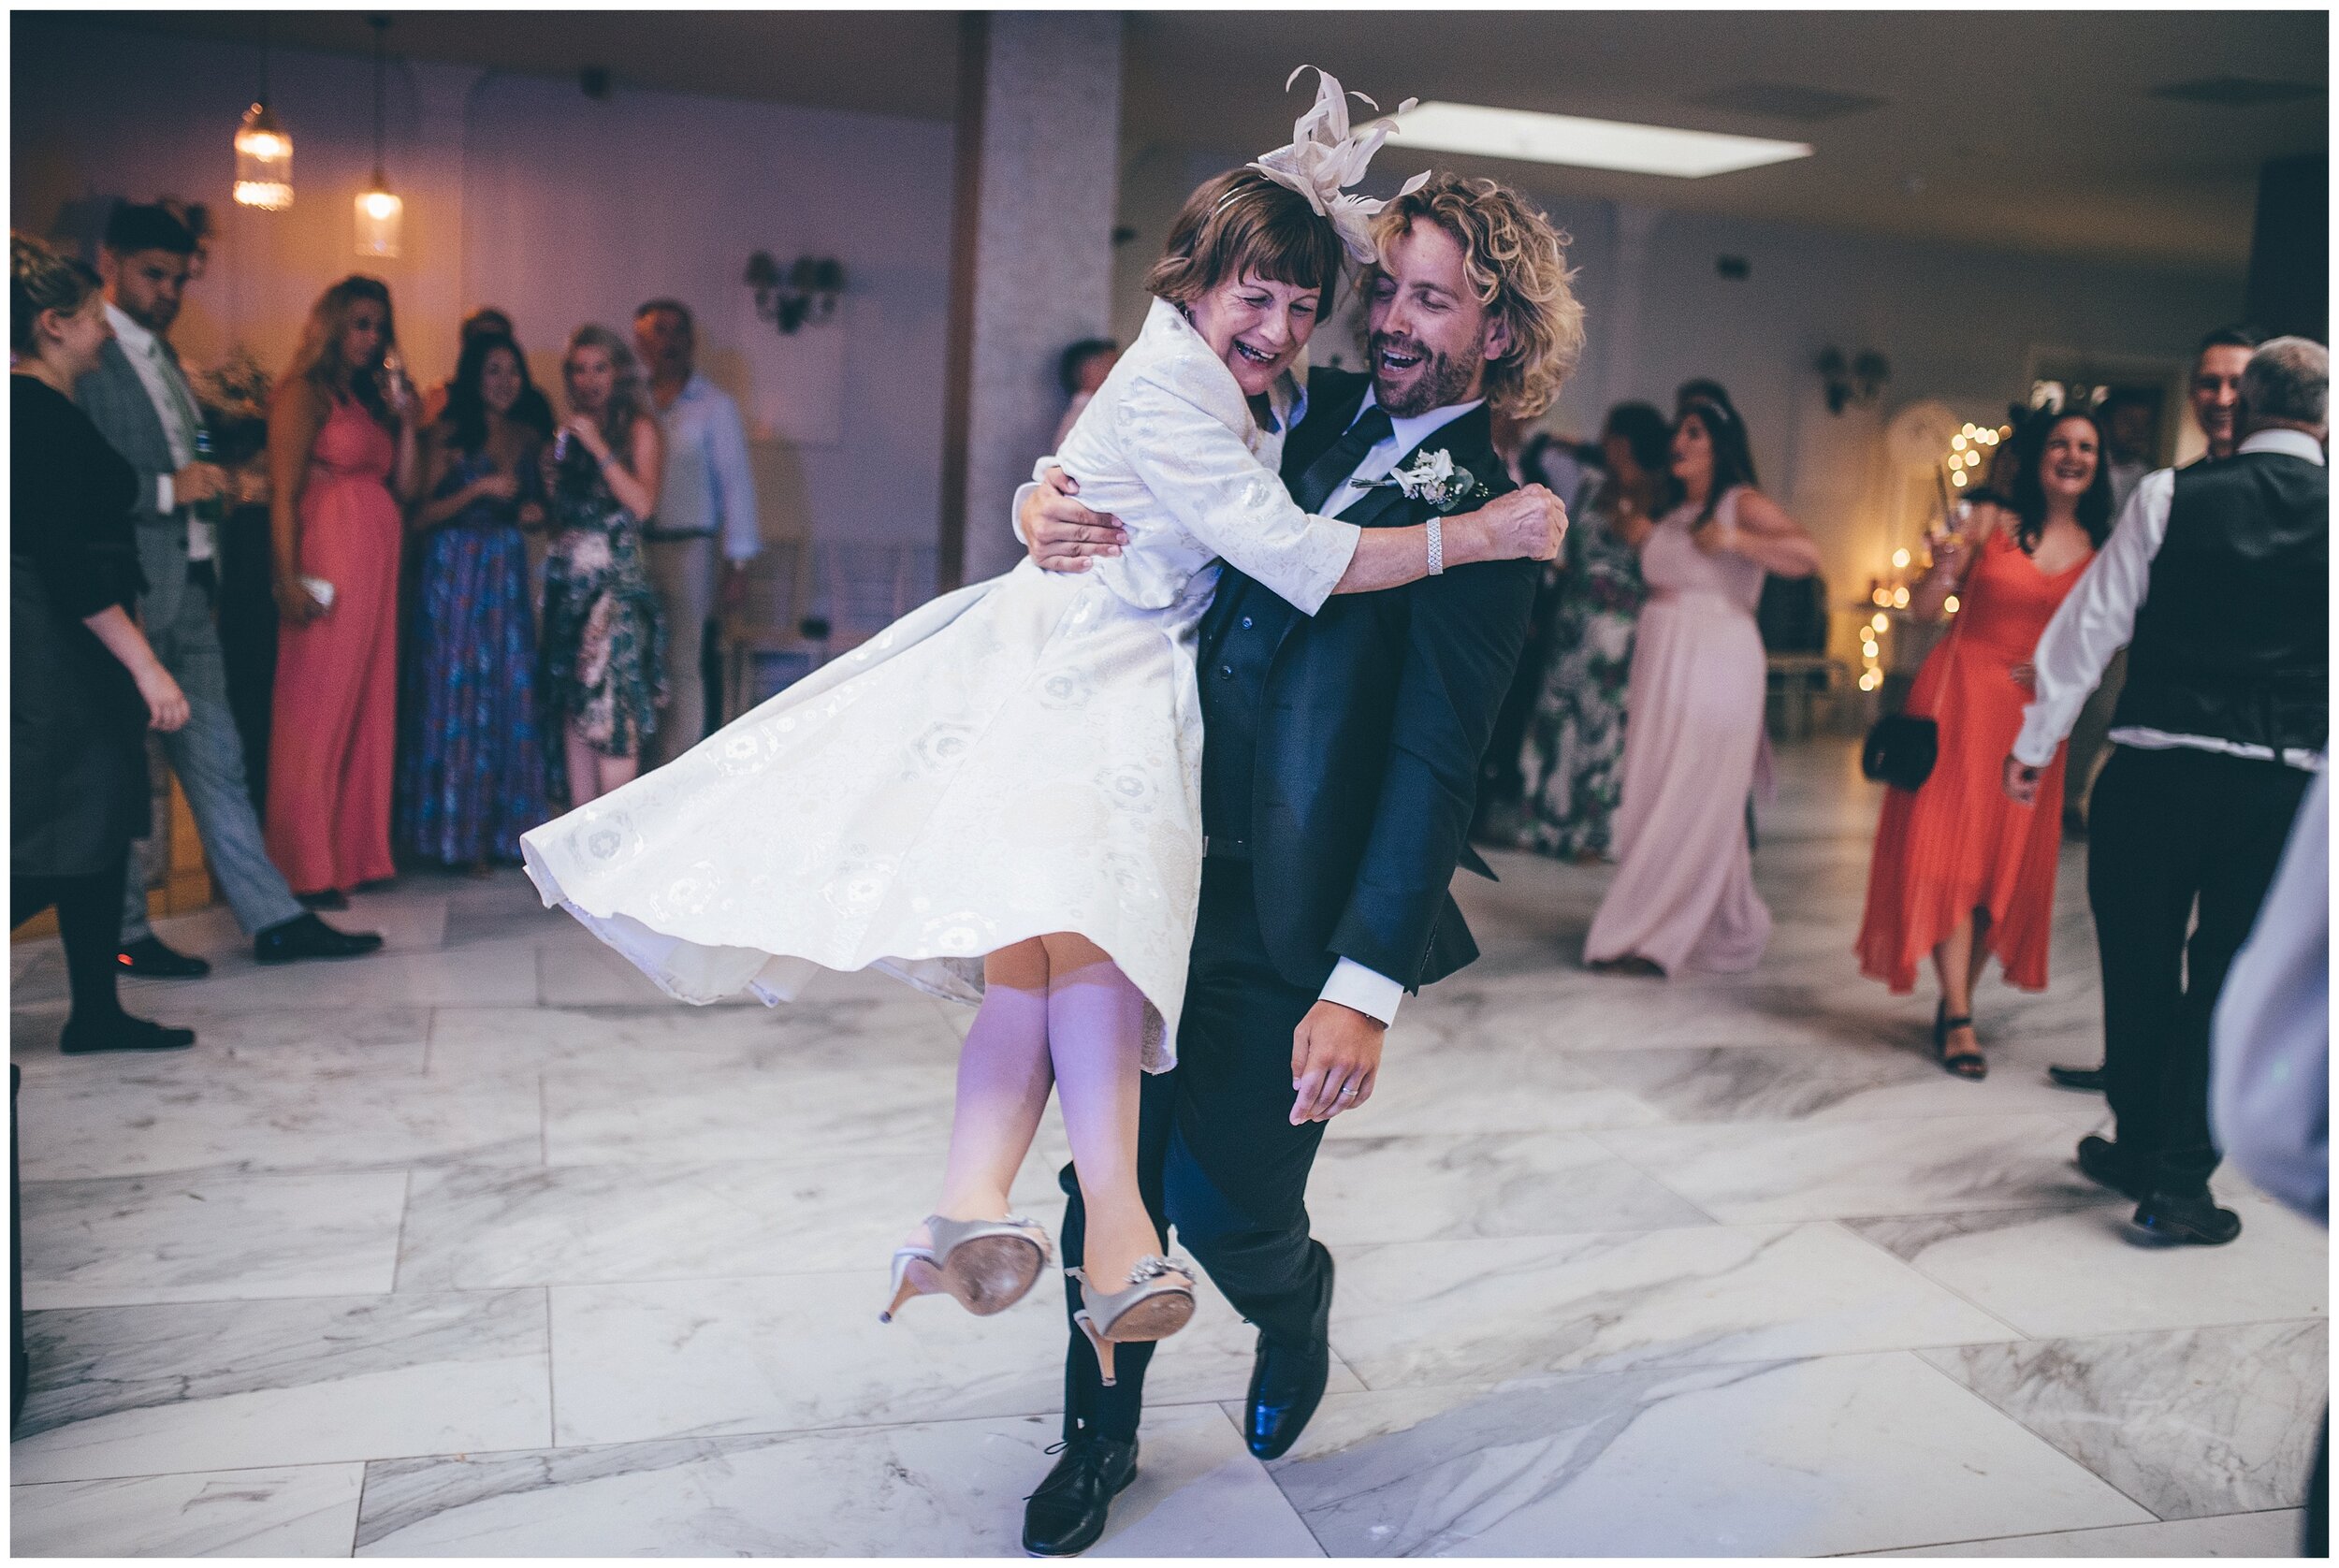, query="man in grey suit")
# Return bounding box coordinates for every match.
[80,203,381,974]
